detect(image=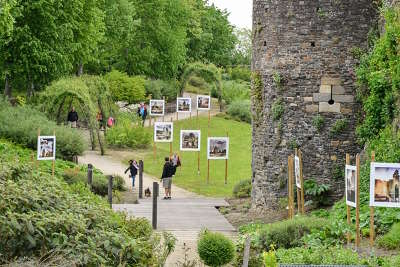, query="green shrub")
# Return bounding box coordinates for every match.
[226,100,251,123]
[271,98,284,121]
[329,119,348,137]
[312,114,325,132]
[0,99,84,159]
[377,222,400,250]
[104,70,146,104]
[145,79,179,101]
[228,66,251,82]
[106,114,151,149]
[304,179,331,207]
[0,140,174,266]
[257,217,329,250]
[222,80,250,105]
[197,230,235,267]
[272,72,283,89]
[233,179,252,198]
[263,246,278,267]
